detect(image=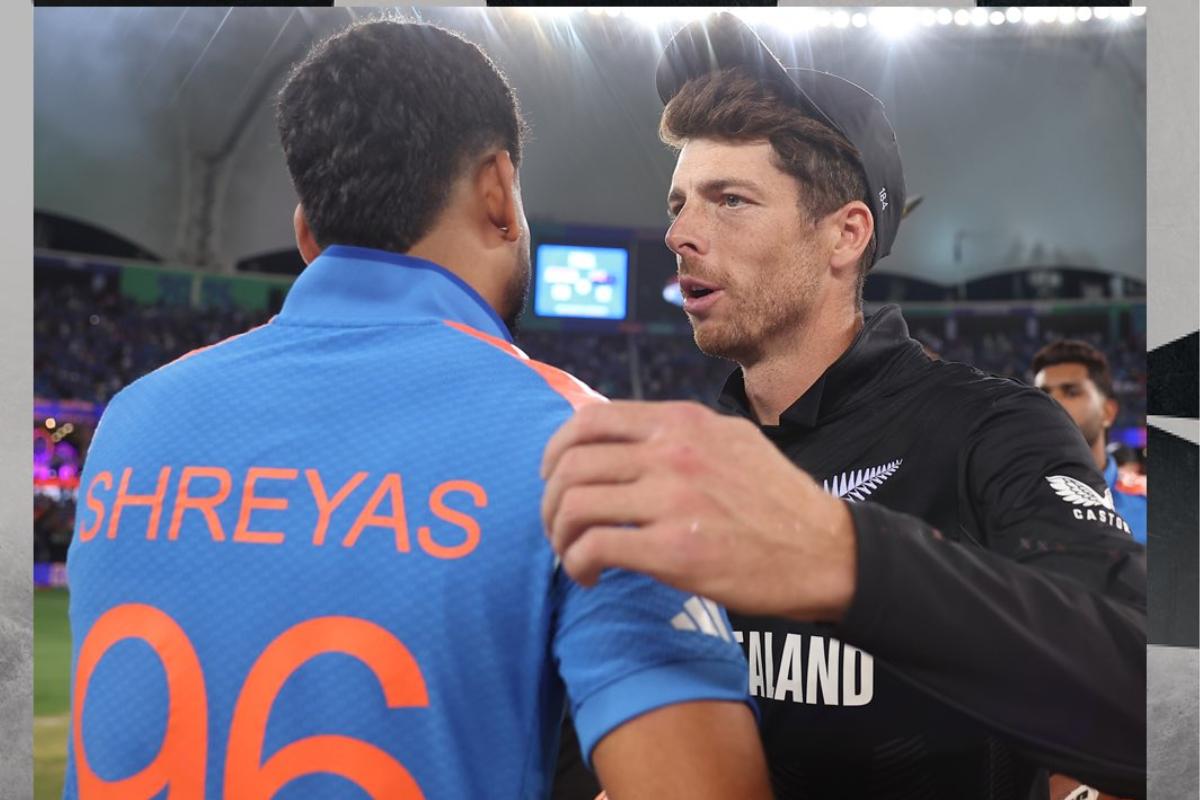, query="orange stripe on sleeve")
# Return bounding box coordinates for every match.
[442,320,606,411]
